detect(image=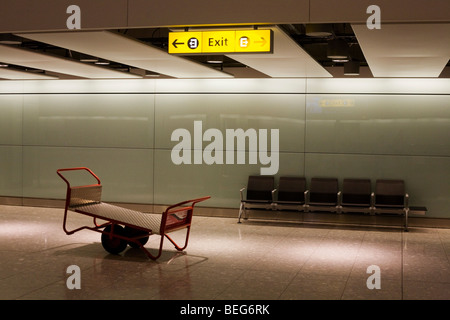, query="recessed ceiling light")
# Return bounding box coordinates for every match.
[0,34,22,45]
[332,58,349,63]
[305,24,333,37]
[79,54,99,63]
[207,55,223,64]
[95,59,110,65]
